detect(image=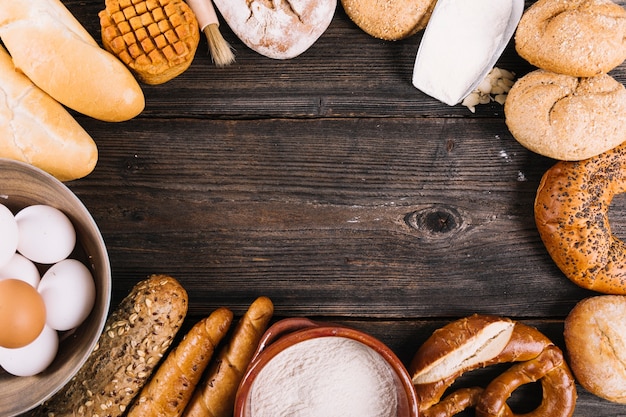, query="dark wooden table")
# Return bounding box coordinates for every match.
[46,0,626,414]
